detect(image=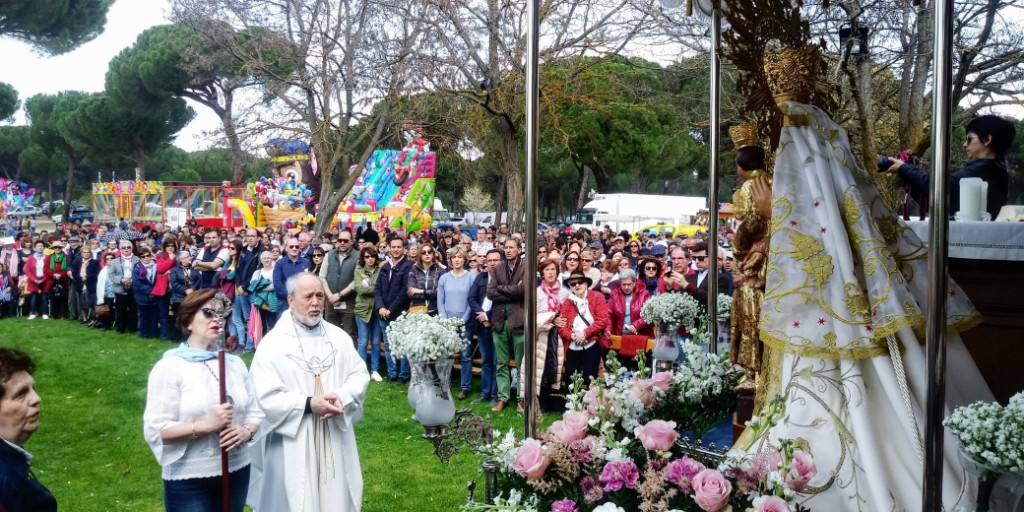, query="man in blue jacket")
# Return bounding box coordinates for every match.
[273,237,309,314]
[374,235,413,382]
[466,249,502,403]
[0,348,57,512]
